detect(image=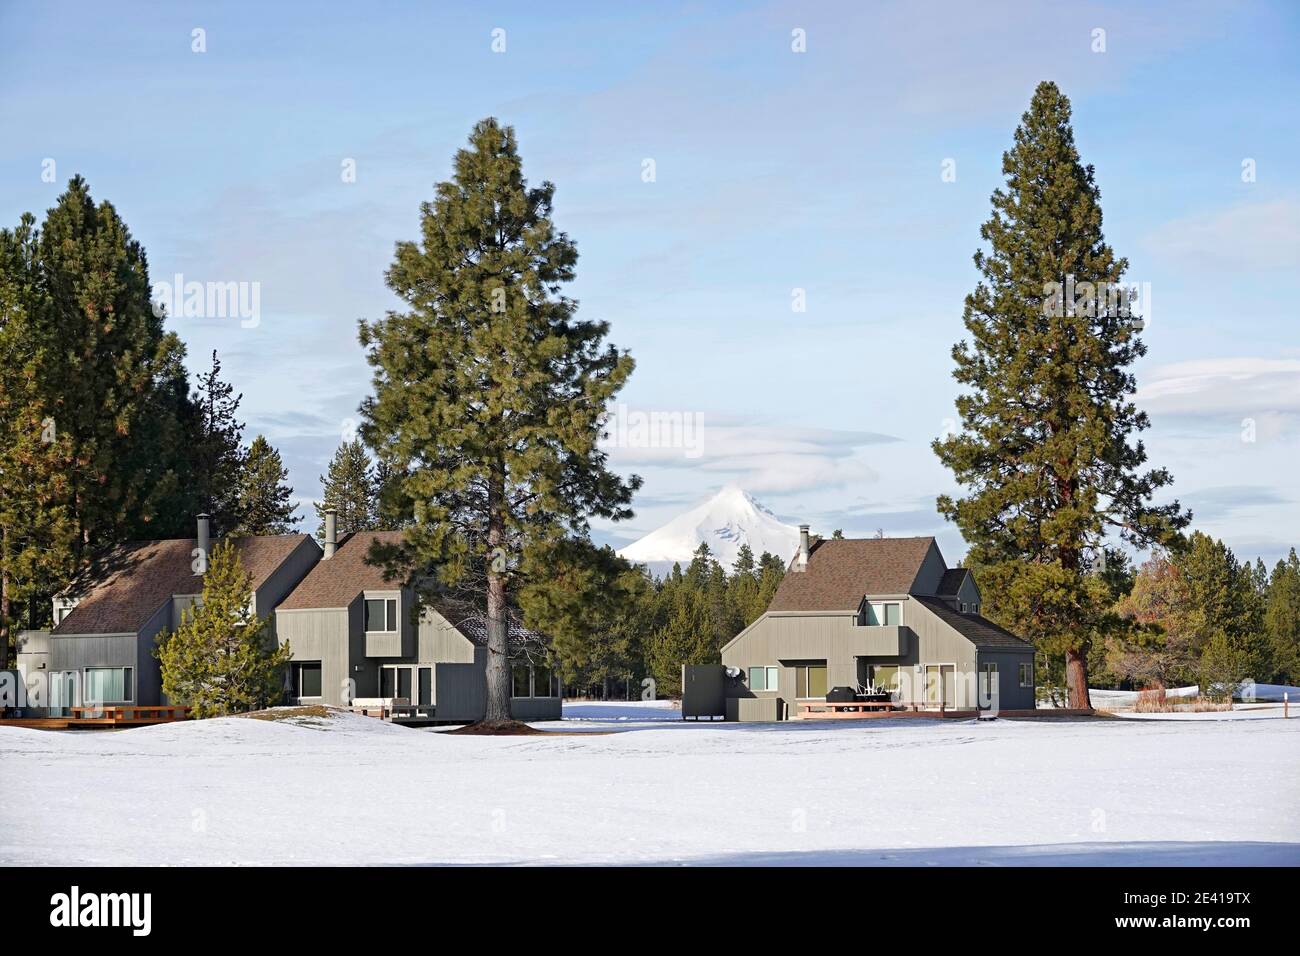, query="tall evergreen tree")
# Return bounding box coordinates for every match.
[1264,550,1300,684]
[235,435,299,535]
[315,439,377,540]
[359,118,640,727]
[156,541,292,718]
[33,177,199,559]
[932,82,1189,707]
[191,350,246,536]
[0,216,74,661]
